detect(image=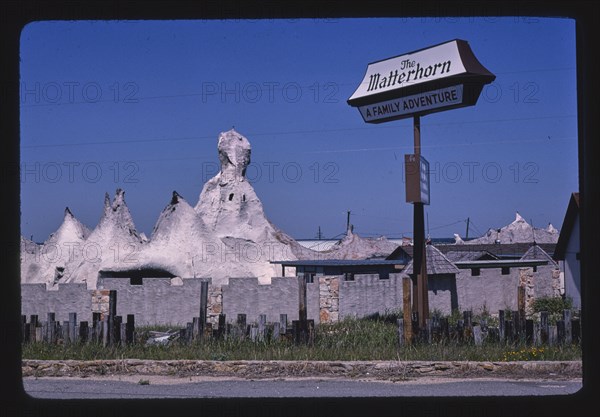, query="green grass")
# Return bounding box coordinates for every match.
[22,317,582,362]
